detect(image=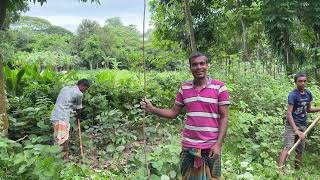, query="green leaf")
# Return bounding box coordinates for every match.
[116,145,125,152]
[107,144,115,153]
[169,171,176,178]
[160,175,170,180]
